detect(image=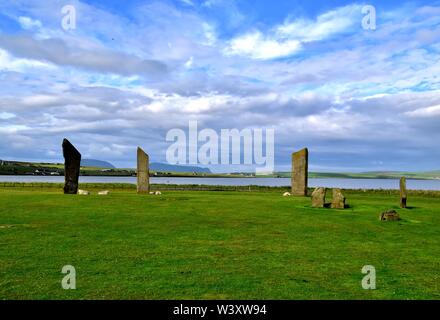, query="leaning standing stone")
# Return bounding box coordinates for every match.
[291,148,308,196]
[311,187,326,208]
[400,177,407,208]
[137,147,149,194]
[62,138,81,194]
[331,189,345,209]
